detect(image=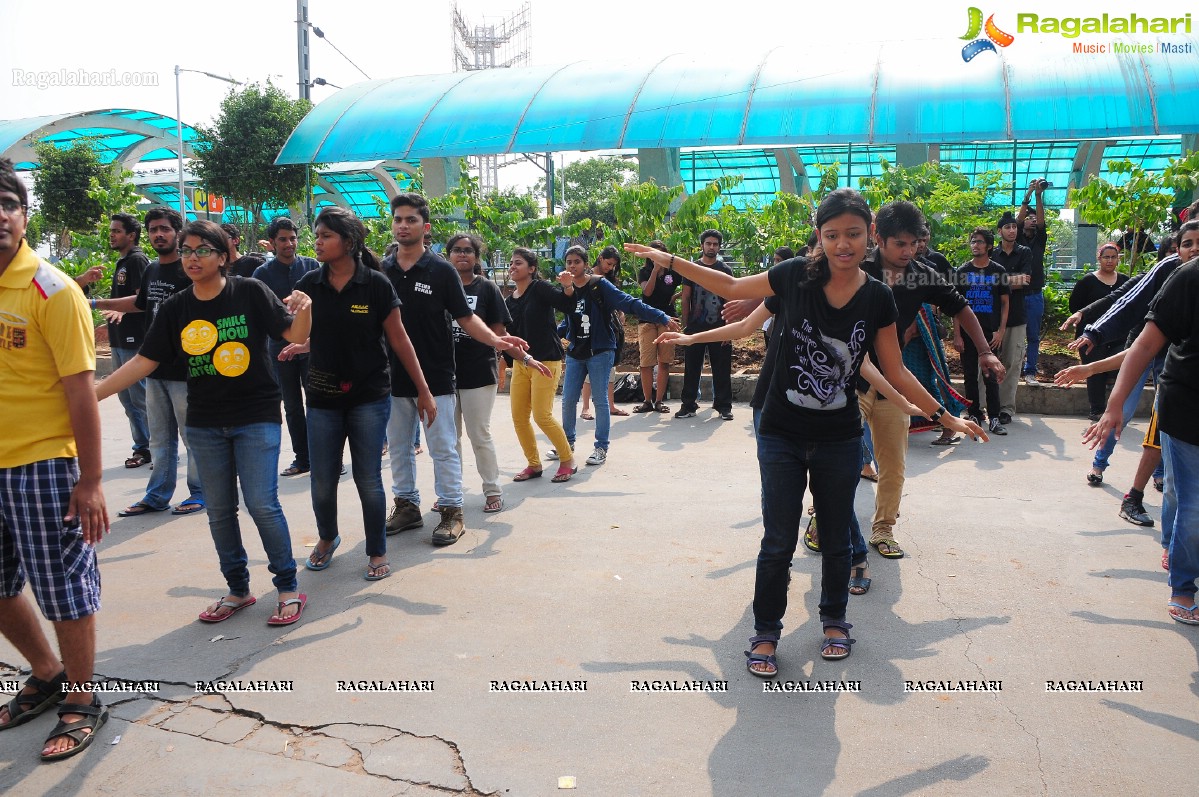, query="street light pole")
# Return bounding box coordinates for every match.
[173,66,243,218]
